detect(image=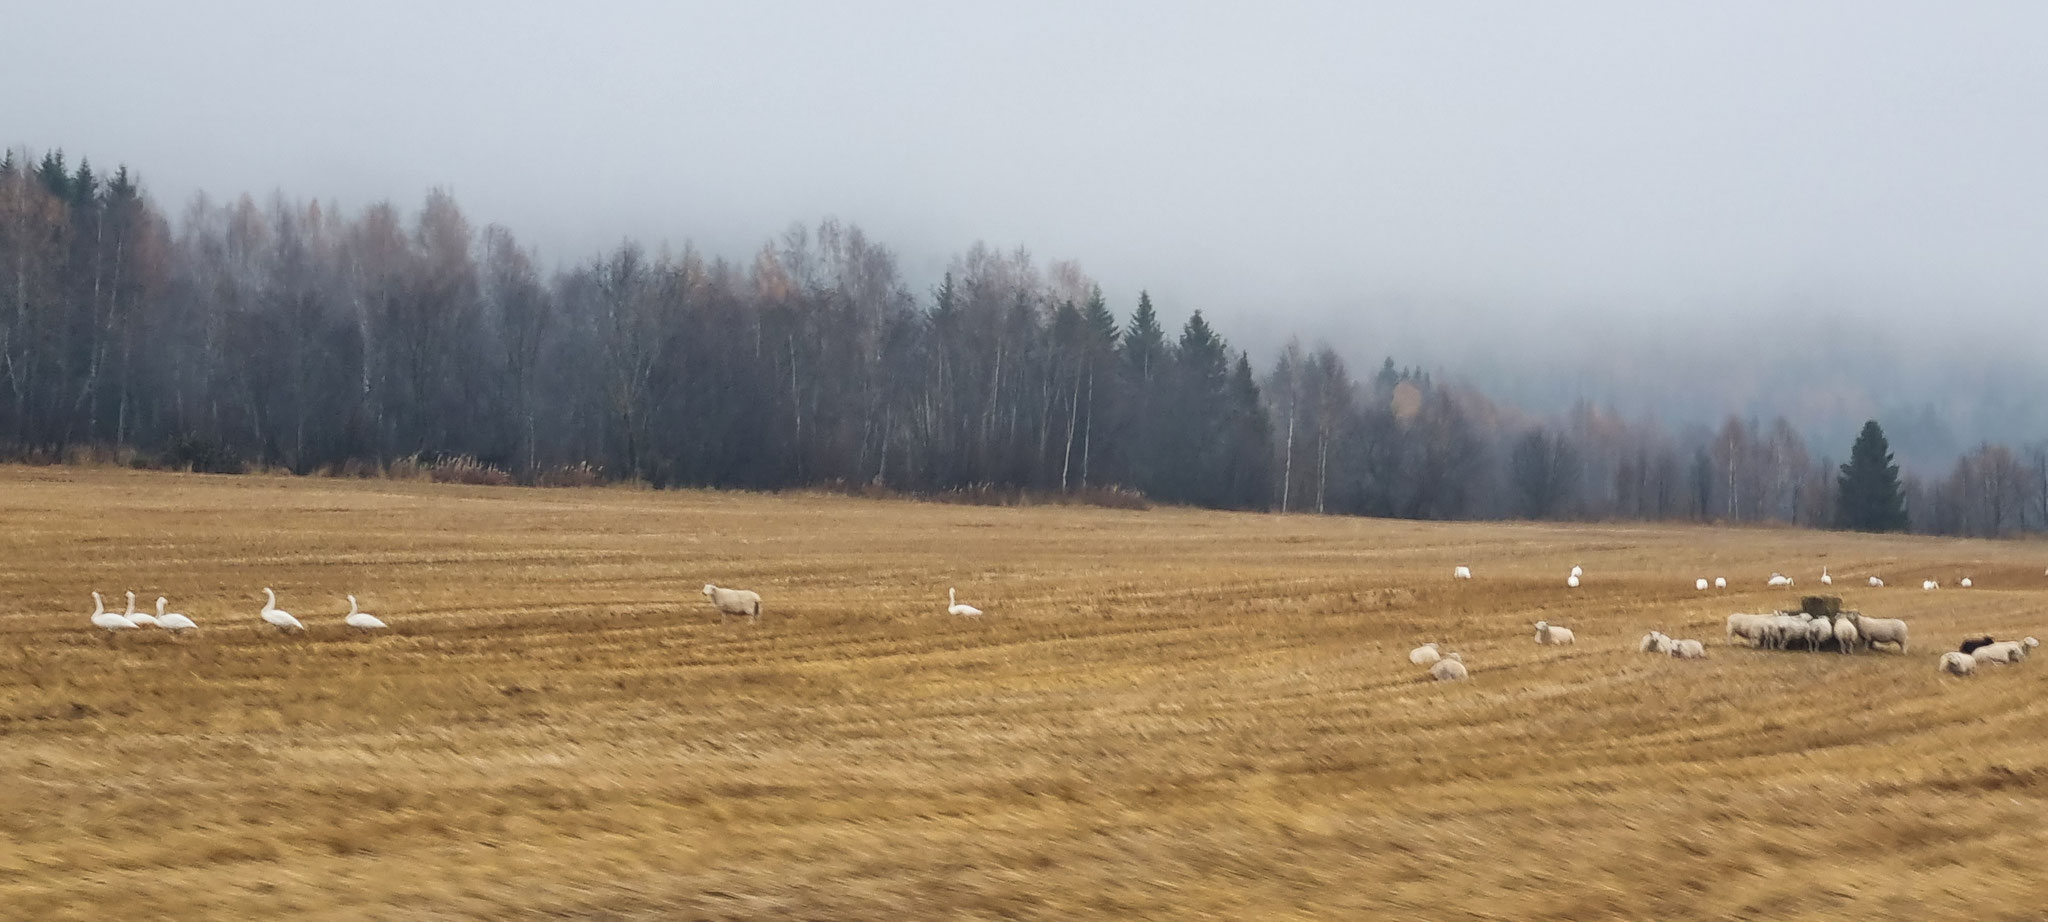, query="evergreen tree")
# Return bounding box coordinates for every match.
[1836,420,1909,532]
[1119,291,1165,382]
